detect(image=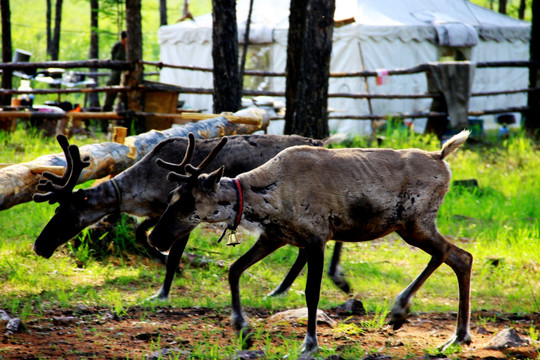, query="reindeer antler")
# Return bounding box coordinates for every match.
[33,135,91,204]
[155,132,196,174]
[156,133,228,184]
